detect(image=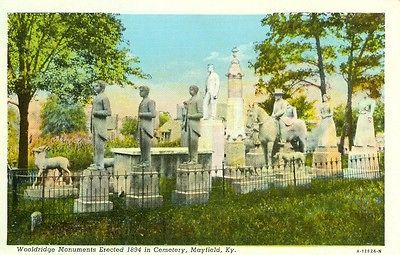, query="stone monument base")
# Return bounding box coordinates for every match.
[273,170,315,187]
[346,147,381,179]
[231,175,272,194]
[225,140,246,167]
[73,199,113,213]
[199,119,225,176]
[24,185,78,199]
[245,147,265,168]
[172,163,210,205]
[312,147,342,177]
[126,195,164,208]
[73,166,113,213]
[126,165,163,208]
